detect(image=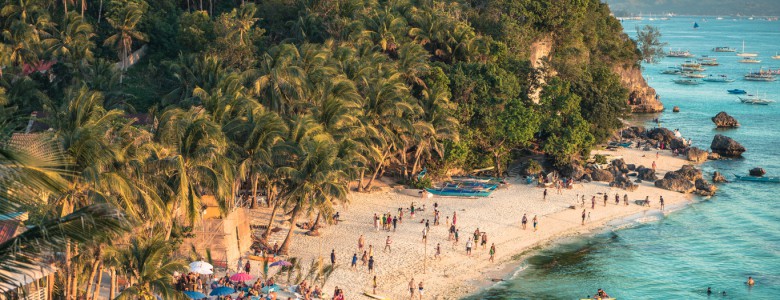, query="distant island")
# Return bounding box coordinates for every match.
[606,0,780,16]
